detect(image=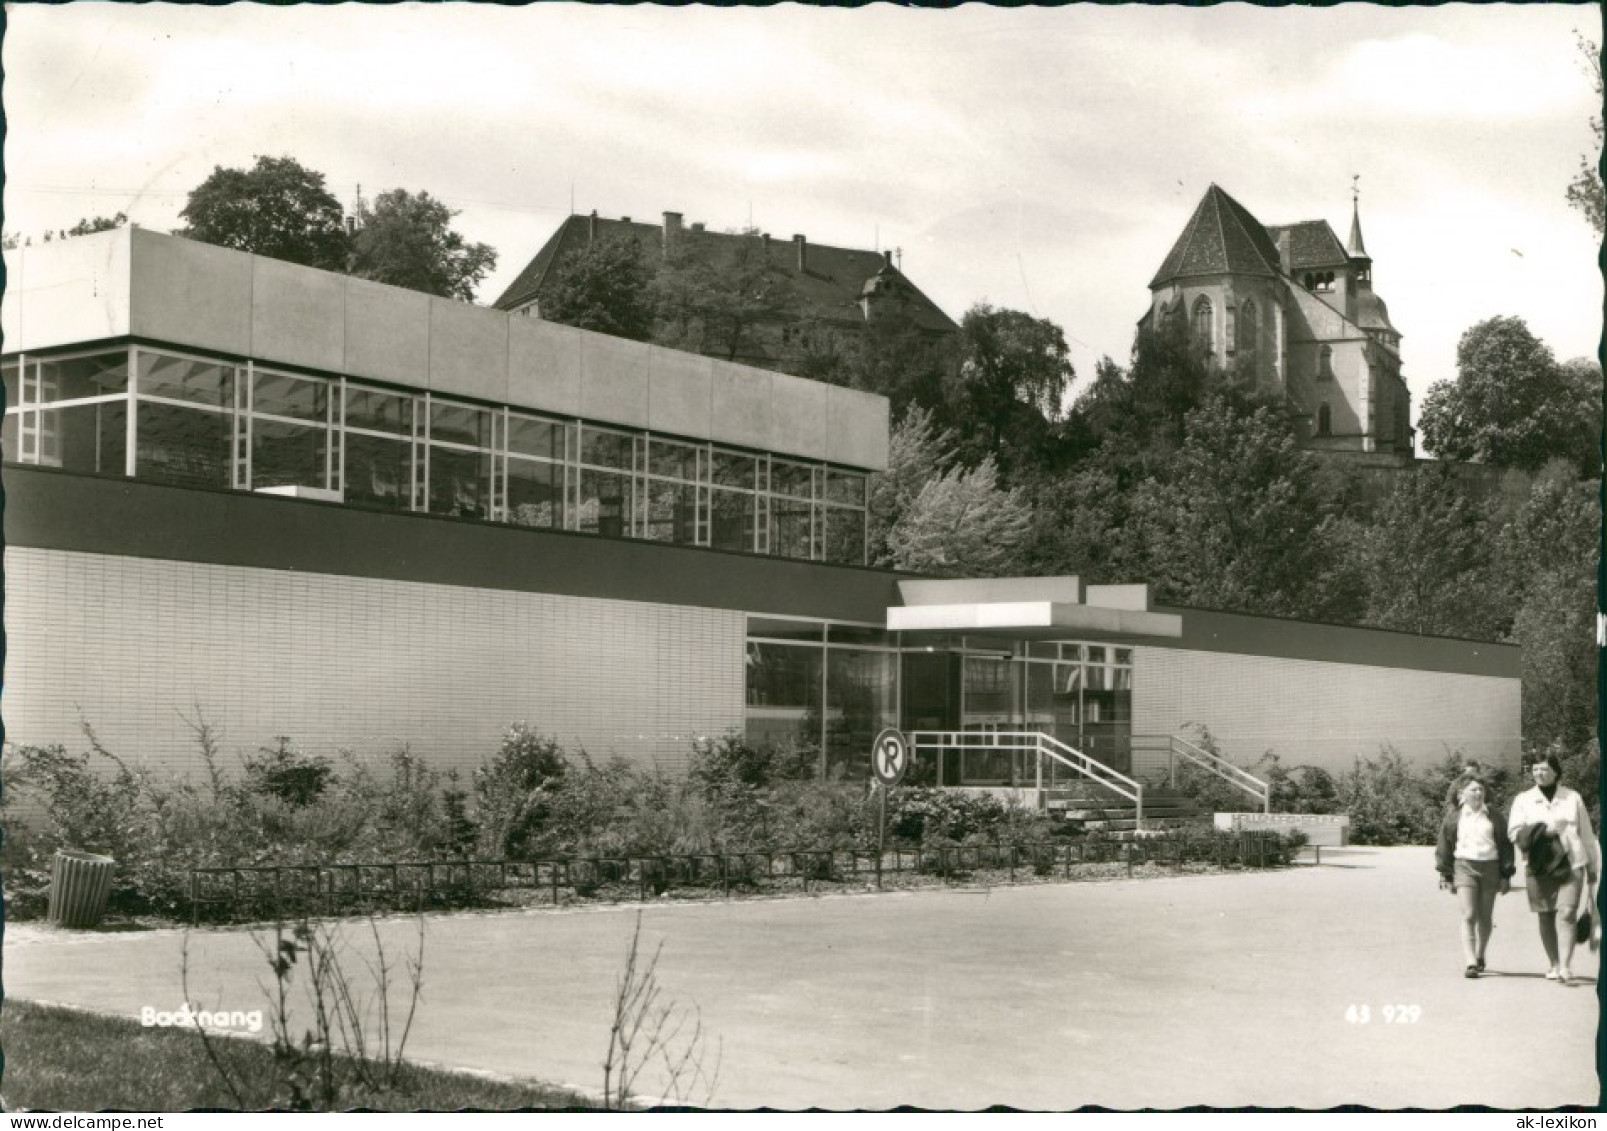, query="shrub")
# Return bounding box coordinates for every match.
[884,787,1010,844]
[242,738,337,808]
[1335,745,1442,845]
[472,725,570,859]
